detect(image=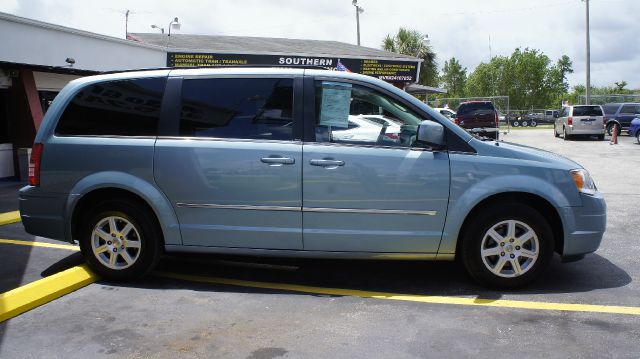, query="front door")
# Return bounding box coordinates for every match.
[302,79,450,253]
[154,76,303,249]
